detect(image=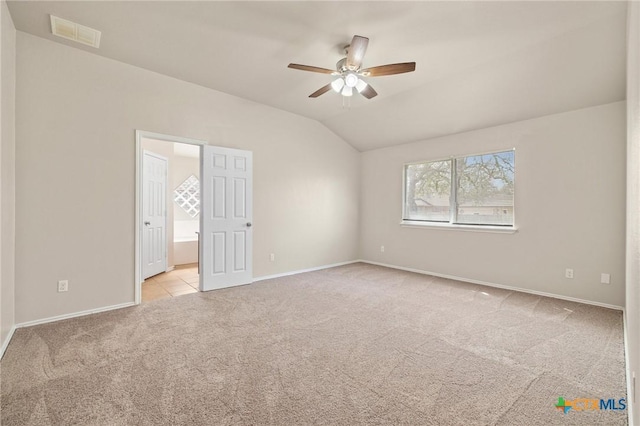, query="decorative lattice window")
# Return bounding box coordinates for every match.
[174,175,200,217]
